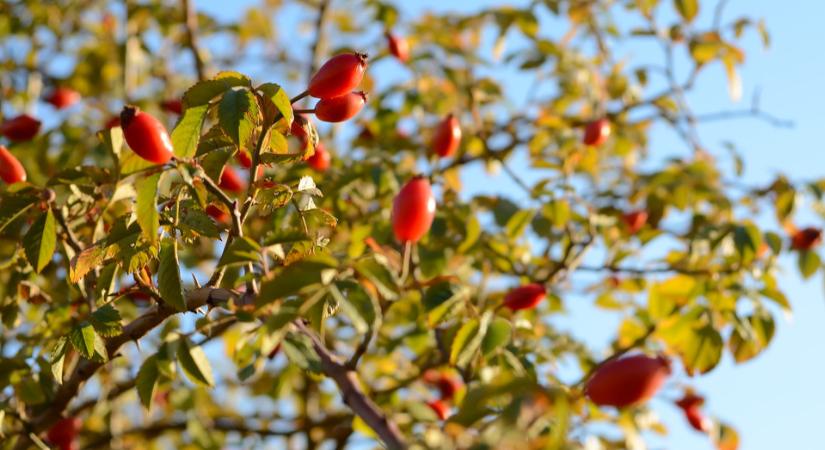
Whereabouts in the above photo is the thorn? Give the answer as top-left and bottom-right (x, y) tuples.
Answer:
(191, 273), (201, 288)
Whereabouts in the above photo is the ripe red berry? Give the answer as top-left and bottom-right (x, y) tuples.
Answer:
(308, 53), (368, 99)
(1, 114), (42, 142)
(206, 203), (230, 223)
(583, 118), (611, 147)
(392, 176), (436, 243)
(432, 113), (462, 157)
(503, 283), (546, 311)
(120, 106), (173, 164)
(424, 371), (462, 400)
(621, 210), (648, 234)
(675, 393), (711, 432)
(161, 98), (183, 115)
(386, 32), (410, 62)
(46, 87), (81, 110)
(0, 145), (27, 184)
(314, 91), (367, 123)
(46, 417), (81, 449)
(236, 150), (253, 169)
(791, 227), (822, 251)
(585, 354), (671, 408)
(427, 399), (450, 421)
(306, 143), (331, 172)
(219, 166), (245, 193)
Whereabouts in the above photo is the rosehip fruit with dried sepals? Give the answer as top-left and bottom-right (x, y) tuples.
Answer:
(676, 393), (712, 433)
(236, 150), (253, 169)
(305, 143), (331, 172)
(206, 203), (230, 224)
(621, 210), (648, 235)
(392, 176), (436, 243)
(432, 113), (462, 158)
(386, 32), (410, 62)
(0, 145), (27, 184)
(46, 417), (82, 450)
(503, 283), (546, 311)
(161, 98), (183, 115)
(583, 118), (611, 147)
(791, 227), (822, 251)
(0, 114), (42, 142)
(308, 52), (368, 99)
(427, 399), (450, 421)
(219, 166), (246, 193)
(46, 87), (81, 110)
(585, 354), (671, 408)
(314, 91), (368, 123)
(120, 106), (174, 164)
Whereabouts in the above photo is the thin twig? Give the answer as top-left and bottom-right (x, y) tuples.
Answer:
(181, 0), (207, 81)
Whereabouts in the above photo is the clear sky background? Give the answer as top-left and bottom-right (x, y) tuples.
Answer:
(193, 1), (825, 449)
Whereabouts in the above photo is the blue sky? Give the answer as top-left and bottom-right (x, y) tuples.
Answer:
(193, 1), (825, 448)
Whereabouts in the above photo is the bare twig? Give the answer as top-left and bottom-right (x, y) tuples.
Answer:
(181, 0), (207, 81)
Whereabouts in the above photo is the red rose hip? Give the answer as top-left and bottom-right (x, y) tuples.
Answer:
(621, 210), (648, 234)
(0, 145), (27, 184)
(46, 416), (81, 449)
(306, 143), (331, 172)
(46, 87), (81, 110)
(219, 166), (245, 193)
(427, 399), (450, 421)
(315, 91), (367, 123)
(1, 114), (42, 142)
(236, 150), (253, 169)
(392, 176), (436, 243)
(386, 32), (410, 62)
(791, 227), (822, 251)
(676, 393), (711, 432)
(308, 52), (368, 99)
(120, 106), (173, 164)
(503, 283), (546, 311)
(161, 98), (183, 115)
(585, 354), (671, 408)
(432, 113), (461, 157)
(583, 118), (611, 147)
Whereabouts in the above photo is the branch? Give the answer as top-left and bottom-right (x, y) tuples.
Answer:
(12, 288), (238, 450)
(294, 321), (408, 450)
(307, 0), (331, 82)
(181, 0), (207, 81)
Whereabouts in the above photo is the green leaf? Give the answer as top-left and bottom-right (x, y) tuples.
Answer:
(90, 304), (123, 337)
(733, 224), (761, 262)
(354, 256), (400, 300)
(257, 82), (294, 127)
(282, 332), (322, 374)
(136, 173), (161, 244)
(504, 209), (534, 239)
(158, 239), (187, 311)
(177, 338), (214, 387)
(257, 256), (338, 308)
(50, 337), (69, 384)
(760, 287), (791, 313)
(180, 207), (221, 238)
(182, 71), (252, 107)
(70, 244), (107, 283)
(23, 209), (56, 273)
(172, 104), (209, 158)
(450, 312), (492, 368)
(798, 251), (821, 279)
(0, 191), (38, 233)
(481, 317), (512, 356)
(217, 236), (261, 267)
(680, 324), (723, 375)
(673, 0), (698, 22)
(136, 355), (160, 409)
(218, 87), (260, 148)
(330, 281), (379, 334)
(69, 323), (97, 359)
(423, 282), (469, 326)
(729, 312), (775, 363)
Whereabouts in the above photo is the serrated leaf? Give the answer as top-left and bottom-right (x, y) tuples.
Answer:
(91, 304), (123, 337)
(0, 192), (38, 233)
(50, 337), (69, 384)
(177, 338), (214, 387)
(70, 244), (107, 283)
(180, 208), (221, 238)
(674, 0), (698, 22)
(424, 282), (469, 326)
(69, 323), (97, 359)
(217, 236), (261, 267)
(257, 82), (294, 127)
(219, 87), (260, 148)
(257, 256), (338, 307)
(23, 209), (56, 273)
(182, 71), (251, 107)
(330, 282), (379, 334)
(282, 332), (322, 374)
(450, 312), (492, 368)
(158, 239), (187, 311)
(172, 104), (209, 158)
(136, 173), (161, 244)
(136, 355), (160, 409)
(354, 257), (399, 300)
